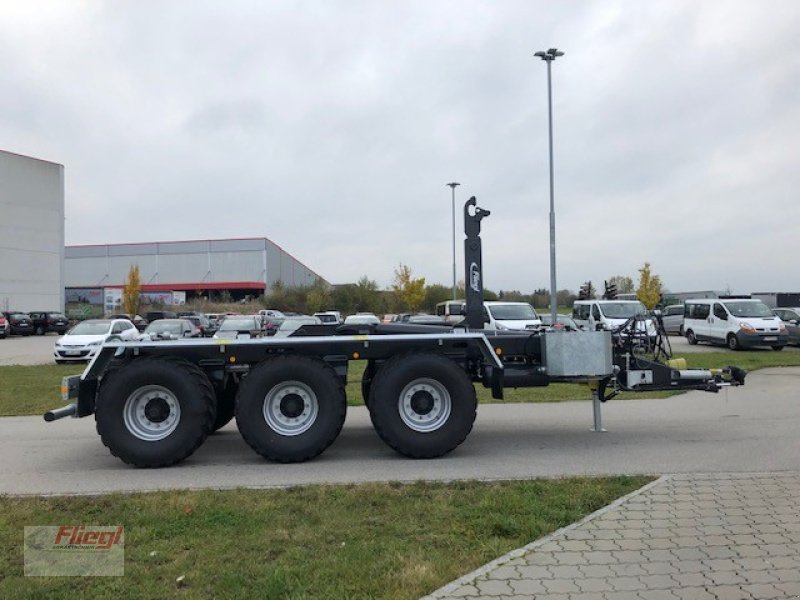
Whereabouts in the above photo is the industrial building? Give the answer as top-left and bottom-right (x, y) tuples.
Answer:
(0, 150), (65, 312)
(64, 237), (326, 315)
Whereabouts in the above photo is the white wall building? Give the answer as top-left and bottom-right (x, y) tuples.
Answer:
(0, 150), (65, 312)
(65, 237), (326, 299)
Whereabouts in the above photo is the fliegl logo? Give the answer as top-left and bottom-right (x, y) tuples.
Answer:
(54, 526), (124, 550)
(469, 262), (481, 293)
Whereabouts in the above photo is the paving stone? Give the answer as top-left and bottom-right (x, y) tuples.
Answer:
(548, 565), (583, 579)
(712, 585), (754, 600)
(475, 579), (513, 596)
(671, 587), (717, 600)
(637, 590), (680, 600)
(697, 545), (736, 560)
(670, 572), (712, 588)
(707, 570), (746, 585)
(774, 580), (800, 596)
(515, 565), (553, 579)
(670, 548), (706, 562)
(606, 576), (644, 591)
(641, 561), (678, 575)
(446, 584), (480, 597)
(611, 563), (649, 577)
(574, 577), (613, 592)
(639, 574), (680, 589)
(507, 578), (547, 595)
(486, 566), (519, 580)
(739, 583), (783, 598)
(541, 578), (580, 594)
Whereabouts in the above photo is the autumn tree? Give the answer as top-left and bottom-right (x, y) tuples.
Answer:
(392, 264), (426, 312)
(636, 262), (663, 309)
(123, 264), (141, 316)
(305, 279), (333, 313)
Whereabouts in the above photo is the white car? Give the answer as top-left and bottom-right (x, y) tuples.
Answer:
(482, 301), (541, 330)
(572, 300), (656, 338)
(343, 313), (380, 326)
(274, 315), (322, 337)
(54, 319), (139, 363)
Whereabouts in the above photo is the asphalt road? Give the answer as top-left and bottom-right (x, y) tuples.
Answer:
(2, 368), (797, 496)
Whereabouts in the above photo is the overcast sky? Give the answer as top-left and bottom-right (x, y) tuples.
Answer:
(1, 1), (798, 294)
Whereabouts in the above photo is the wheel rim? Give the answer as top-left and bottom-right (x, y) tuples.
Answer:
(123, 385), (181, 441)
(263, 380), (318, 436)
(398, 378), (451, 433)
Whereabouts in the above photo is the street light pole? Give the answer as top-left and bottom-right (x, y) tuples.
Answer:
(534, 48), (564, 328)
(446, 182), (460, 300)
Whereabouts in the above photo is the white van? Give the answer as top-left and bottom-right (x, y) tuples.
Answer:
(481, 301), (541, 330)
(572, 300), (656, 337)
(435, 300), (467, 325)
(683, 298), (788, 350)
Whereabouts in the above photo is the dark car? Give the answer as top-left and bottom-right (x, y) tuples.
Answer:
(213, 315), (264, 340)
(0, 313), (7, 339)
(28, 311), (70, 335)
(181, 314), (210, 336)
(142, 319), (200, 340)
(145, 310), (178, 322)
(2, 311), (34, 336)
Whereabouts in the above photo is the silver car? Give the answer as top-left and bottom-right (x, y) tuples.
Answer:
(773, 307), (800, 346)
(661, 304), (684, 335)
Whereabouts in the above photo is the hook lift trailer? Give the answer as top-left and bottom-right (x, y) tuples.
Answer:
(45, 198), (746, 468)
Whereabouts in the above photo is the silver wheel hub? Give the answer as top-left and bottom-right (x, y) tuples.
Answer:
(398, 378), (451, 433)
(123, 385), (181, 442)
(263, 380), (318, 436)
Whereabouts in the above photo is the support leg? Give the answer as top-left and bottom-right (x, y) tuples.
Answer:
(591, 389), (606, 432)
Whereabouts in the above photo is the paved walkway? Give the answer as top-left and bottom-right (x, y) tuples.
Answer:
(426, 473), (800, 600)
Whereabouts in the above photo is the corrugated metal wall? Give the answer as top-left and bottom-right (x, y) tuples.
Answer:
(65, 238), (325, 290)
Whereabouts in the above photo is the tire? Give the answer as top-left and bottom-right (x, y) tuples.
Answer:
(95, 357), (215, 468)
(679, 325), (684, 336)
(727, 334), (740, 351)
(235, 355), (346, 463)
(368, 352), (477, 459)
(361, 361), (377, 407)
(686, 330), (697, 345)
(772, 345), (784, 352)
(211, 377), (237, 432)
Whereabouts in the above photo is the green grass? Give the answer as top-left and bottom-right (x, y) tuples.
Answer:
(0, 477), (651, 599)
(2, 350), (799, 417)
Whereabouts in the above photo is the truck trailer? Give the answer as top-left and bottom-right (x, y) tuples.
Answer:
(45, 198), (746, 468)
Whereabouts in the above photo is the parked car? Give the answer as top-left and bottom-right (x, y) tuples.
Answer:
(572, 300), (656, 339)
(141, 319), (200, 340)
(108, 313), (148, 332)
(262, 315), (285, 336)
(27, 311), (70, 335)
(274, 315), (323, 337)
(53, 318), (139, 363)
(407, 314), (448, 326)
(435, 300), (467, 324)
(481, 301), (542, 331)
(660, 304), (685, 335)
(772, 307), (800, 346)
(312, 311), (342, 325)
(344, 313), (381, 326)
(683, 298), (788, 351)
(181, 314), (210, 336)
(145, 310), (178, 322)
(0, 314), (8, 338)
(538, 314), (581, 331)
(2, 311), (34, 336)
(204, 313), (224, 335)
(213, 315), (264, 340)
